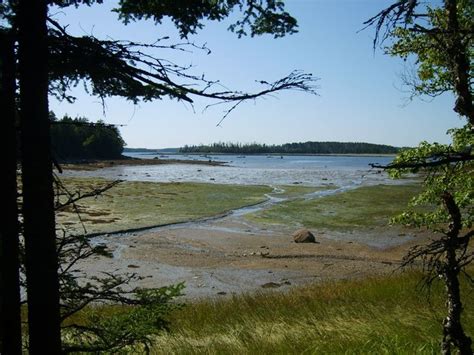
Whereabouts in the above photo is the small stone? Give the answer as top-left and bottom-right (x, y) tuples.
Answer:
(292, 228), (317, 243)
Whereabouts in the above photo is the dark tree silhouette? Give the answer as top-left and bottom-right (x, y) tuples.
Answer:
(17, 0), (62, 353)
(51, 116), (125, 160)
(0, 31), (22, 355)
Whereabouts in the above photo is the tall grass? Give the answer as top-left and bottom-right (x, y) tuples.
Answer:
(153, 271), (473, 354)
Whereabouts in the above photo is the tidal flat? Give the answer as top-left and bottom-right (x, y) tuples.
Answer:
(59, 176), (430, 300)
(59, 173), (474, 353)
(57, 177), (273, 234)
(245, 183), (421, 231)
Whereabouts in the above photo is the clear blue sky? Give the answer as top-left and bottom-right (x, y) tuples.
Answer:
(49, 0), (462, 149)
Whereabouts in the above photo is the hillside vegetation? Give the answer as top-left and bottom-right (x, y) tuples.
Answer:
(50, 114), (125, 160)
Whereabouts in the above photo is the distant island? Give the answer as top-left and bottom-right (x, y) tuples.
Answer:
(124, 147), (179, 154)
(179, 141), (400, 155)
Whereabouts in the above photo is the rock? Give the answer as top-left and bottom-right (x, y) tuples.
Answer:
(217, 291), (227, 295)
(292, 228), (317, 243)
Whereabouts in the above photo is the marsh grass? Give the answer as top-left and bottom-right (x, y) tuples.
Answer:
(57, 178), (273, 234)
(153, 271), (473, 354)
(246, 184), (421, 231)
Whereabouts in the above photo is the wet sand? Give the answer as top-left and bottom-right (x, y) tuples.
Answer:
(80, 213), (429, 300)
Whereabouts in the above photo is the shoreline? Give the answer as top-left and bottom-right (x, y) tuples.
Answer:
(61, 157), (226, 171)
(127, 152), (397, 158)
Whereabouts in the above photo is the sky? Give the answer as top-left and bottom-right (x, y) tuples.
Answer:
(49, 0), (463, 149)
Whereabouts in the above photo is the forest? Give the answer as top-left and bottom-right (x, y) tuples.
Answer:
(179, 141), (400, 155)
(50, 114), (125, 160)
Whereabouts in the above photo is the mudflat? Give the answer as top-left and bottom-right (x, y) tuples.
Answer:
(62, 176), (429, 299)
(78, 206), (430, 300)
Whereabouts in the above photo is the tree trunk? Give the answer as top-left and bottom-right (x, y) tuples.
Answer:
(0, 32), (23, 355)
(18, 0), (62, 353)
(441, 251), (472, 355)
(445, 0), (474, 125)
(441, 192), (472, 354)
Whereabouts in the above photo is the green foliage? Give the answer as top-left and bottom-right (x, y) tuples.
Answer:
(114, 0), (297, 39)
(180, 141), (400, 154)
(388, 125), (474, 231)
(51, 114), (125, 159)
(387, 0), (473, 98)
(62, 284), (184, 353)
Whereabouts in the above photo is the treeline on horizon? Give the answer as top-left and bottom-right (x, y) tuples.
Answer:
(179, 141), (400, 155)
(50, 113), (125, 160)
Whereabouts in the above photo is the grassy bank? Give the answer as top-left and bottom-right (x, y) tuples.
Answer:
(57, 178), (273, 234)
(246, 184), (421, 231)
(154, 271), (473, 354)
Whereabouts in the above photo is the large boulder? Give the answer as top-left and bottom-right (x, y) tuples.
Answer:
(292, 228), (317, 243)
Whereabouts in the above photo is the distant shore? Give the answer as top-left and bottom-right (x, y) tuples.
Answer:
(62, 157), (225, 171)
(183, 152), (397, 157)
(126, 151), (397, 157)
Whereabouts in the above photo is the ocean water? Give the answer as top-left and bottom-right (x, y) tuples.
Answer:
(65, 154), (399, 188)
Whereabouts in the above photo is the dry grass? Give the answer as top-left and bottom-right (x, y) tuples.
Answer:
(152, 271), (473, 354)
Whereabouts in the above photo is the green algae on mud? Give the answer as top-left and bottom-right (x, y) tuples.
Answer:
(270, 184), (336, 199)
(57, 177), (273, 234)
(245, 183), (421, 231)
